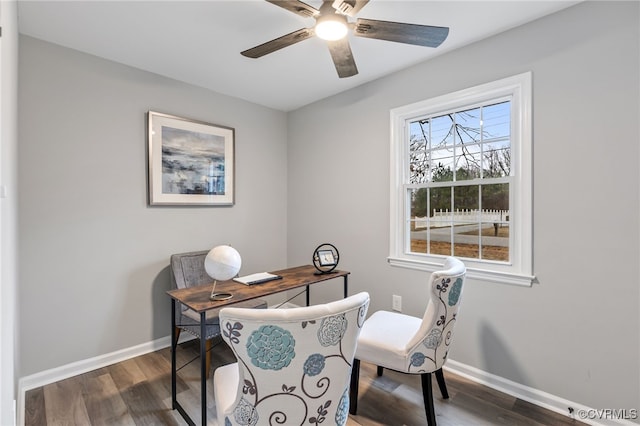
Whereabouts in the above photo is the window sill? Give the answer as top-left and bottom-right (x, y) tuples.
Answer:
(387, 256), (536, 287)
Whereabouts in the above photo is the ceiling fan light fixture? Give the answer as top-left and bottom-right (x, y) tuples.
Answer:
(315, 14), (348, 41)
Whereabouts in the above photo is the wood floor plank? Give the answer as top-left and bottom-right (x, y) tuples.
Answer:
(134, 350), (171, 382)
(443, 369), (519, 412)
(512, 398), (581, 426)
(107, 357), (147, 390)
(24, 387), (46, 426)
(82, 373), (135, 426)
(119, 381), (182, 426)
(42, 376), (91, 426)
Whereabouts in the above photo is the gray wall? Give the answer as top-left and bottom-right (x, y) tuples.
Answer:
(18, 36), (288, 376)
(287, 1), (639, 413)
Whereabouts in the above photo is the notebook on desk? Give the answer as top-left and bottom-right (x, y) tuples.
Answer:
(233, 272), (283, 285)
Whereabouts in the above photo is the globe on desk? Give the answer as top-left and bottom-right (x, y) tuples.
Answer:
(204, 245), (241, 301)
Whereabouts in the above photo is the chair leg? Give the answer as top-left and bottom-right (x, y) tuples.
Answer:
(349, 359), (360, 415)
(434, 368), (449, 399)
(377, 366), (384, 377)
(421, 372), (437, 426)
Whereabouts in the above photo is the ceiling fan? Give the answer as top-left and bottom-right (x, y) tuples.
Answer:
(241, 0), (449, 78)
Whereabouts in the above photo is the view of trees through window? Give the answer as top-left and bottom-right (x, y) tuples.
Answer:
(406, 100), (511, 261)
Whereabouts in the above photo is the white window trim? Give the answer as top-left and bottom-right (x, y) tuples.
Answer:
(388, 72), (534, 287)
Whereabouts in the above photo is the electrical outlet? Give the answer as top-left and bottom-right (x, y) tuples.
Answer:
(392, 295), (402, 312)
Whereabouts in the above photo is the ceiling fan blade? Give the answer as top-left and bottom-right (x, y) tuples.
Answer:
(331, 0), (369, 17)
(327, 38), (358, 78)
(241, 28), (314, 58)
(266, 0), (320, 18)
(354, 18), (449, 48)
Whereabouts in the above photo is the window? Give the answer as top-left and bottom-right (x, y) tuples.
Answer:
(389, 73), (534, 286)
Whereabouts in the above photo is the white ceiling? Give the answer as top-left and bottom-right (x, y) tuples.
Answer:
(17, 0), (580, 111)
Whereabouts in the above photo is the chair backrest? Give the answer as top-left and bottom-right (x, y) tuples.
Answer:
(170, 250), (212, 315)
(405, 257), (466, 372)
(170, 250), (212, 290)
(218, 292), (370, 426)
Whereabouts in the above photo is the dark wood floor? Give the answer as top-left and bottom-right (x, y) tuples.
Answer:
(25, 338), (586, 425)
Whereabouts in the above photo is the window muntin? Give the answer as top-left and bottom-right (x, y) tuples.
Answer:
(390, 73), (533, 286)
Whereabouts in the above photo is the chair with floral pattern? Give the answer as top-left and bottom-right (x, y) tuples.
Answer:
(349, 257), (466, 426)
(213, 292), (370, 426)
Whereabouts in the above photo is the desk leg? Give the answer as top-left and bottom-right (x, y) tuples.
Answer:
(171, 299), (177, 409)
(306, 284), (310, 306)
(344, 275), (348, 299)
(200, 312), (207, 425)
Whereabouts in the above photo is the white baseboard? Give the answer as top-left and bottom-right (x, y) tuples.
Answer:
(444, 359), (638, 426)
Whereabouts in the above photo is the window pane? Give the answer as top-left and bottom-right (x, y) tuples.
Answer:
(483, 101), (510, 140)
(408, 188), (428, 254)
(430, 148), (454, 182)
(455, 107), (481, 144)
(431, 114), (453, 149)
(409, 188), (429, 219)
(482, 101), (511, 179)
(453, 185), (479, 213)
(456, 143), (482, 180)
(482, 224), (509, 261)
(454, 229), (480, 259)
(483, 142), (511, 178)
(429, 187), (452, 256)
(430, 186), (451, 217)
(481, 184), (509, 261)
(430, 231), (452, 256)
(481, 183), (509, 211)
(409, 120), (429, 183)
(452, 185), (480, 259)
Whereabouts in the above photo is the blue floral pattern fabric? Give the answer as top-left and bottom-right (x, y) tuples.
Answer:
(317, 314), (348, 346)
(335, 388), (350, 424)
(423, 328), (443, 349)
(233, 397), (258, 426)
(448, 277), (463, 306)
(246, 325), (295, 370)
(406, 270), (465, 373)
(220, 299), (369, 426)
(304, 353), (326, 376)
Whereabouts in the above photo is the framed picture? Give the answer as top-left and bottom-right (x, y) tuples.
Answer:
(147, 111), (234, 206)
(317, 250), (337, 266)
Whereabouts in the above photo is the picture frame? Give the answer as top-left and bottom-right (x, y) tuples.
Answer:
(147, 111), (234, 206)
(317, 250), (337, 266)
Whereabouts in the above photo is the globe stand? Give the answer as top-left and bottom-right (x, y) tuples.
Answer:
(209, 280), (233, 301)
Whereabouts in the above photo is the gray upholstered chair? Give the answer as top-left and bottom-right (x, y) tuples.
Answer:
(170, 250), (267, 375)
(349, 257), (466, 426)
(213, 292), (370, 426)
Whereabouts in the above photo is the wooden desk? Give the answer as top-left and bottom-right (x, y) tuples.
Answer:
(167, 265), (350, 426)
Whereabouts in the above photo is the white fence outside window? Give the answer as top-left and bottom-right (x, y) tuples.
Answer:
(414, 209), (510, 228)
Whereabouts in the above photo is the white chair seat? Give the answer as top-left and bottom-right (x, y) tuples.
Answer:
(356, 310), (421, 372)
(213, 362), (238, 420)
